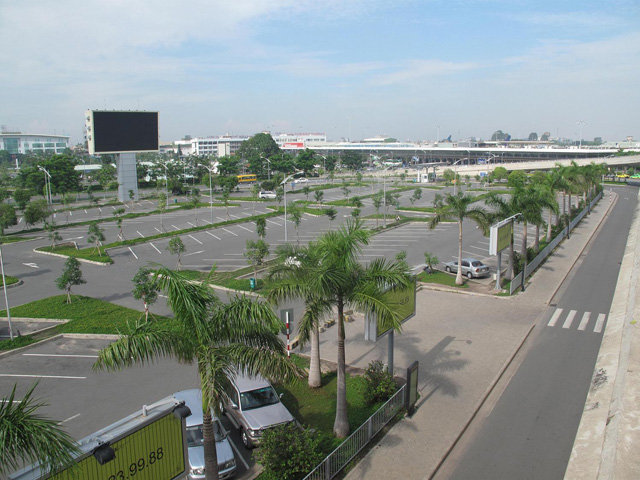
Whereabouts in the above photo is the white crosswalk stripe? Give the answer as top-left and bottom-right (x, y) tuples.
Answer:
(546, 308), (606, 333)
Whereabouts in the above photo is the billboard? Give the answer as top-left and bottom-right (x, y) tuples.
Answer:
(376, 276), (417, 339)
(11, 402), (187, 480)
(86, 110), (159, 154)
(489, 220), (512, 256)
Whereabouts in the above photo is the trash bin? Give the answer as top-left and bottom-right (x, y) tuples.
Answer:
(249, 278), (256, 291)
(174, 198), (178, 204)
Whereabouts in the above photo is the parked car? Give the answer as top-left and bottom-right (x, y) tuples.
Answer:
(294, 177), (308, 183)
(443, 258), (490, 279)
(173, 389), (237, 480)
(222, 373), (296, 449)
(258, 191), (276, 199)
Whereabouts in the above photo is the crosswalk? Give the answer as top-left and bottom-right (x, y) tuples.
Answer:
(546, 308), (606, 333)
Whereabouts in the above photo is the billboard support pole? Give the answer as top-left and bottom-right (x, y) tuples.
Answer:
(387, 330), (394, 375)
(117, 152), (139, 203)
(495, 250), (502, 290)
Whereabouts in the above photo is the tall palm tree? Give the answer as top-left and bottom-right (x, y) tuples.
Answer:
(272, 219), (411, 437)
(431, 192), (490, 285)
(268, 243), (331, 388)
(520, 184), (558, 255)
(93, 267), (299, 480)
(1, 382), (80, 477)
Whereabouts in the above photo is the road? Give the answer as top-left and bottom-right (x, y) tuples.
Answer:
(441, 186), (636, 480)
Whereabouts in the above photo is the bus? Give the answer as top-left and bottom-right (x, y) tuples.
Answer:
(237, 174), (257, 183)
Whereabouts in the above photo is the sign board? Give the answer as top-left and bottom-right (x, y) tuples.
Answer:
(372, 277), (417, 339)
(489, 220), (512, 256)
(11, 402), (187, 480)
(479, 171), (488, 177)
(86, 110), (159, 155)
(477, 158), (487, 165)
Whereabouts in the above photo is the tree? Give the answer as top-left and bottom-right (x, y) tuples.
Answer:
(157, 192), (167, 232)
(113, 208), (126, 240)
(45, 221), (62, 248)
(251, 184), (261, 215)
(94, 268), (299, 480)
(221, 189), (231, 221)
(132, 267), (160, 321)
(372, 193), (383, 227)
(128, 189), (135, 211)
(314, 190), (324, 207)
(236, 133), (281, 177)
(491, 166), (509, 182)
(95, 164), (116, 197)
(216, 156), (240, 176)
(325, 207), (337, 229)
(56, 257), (86, 303)
(341, 186), (351, 199)
(430, 192), (490, 285)
(245, 239), (270, 282)
(410, 187), (422, 205)
(190, 188), (201, 226)
(423, 251), (439, 273)
(0, 204), (17, 235)
(62, 194), (75, 223)
(271, 219), (411, 437)
(275, 187), (284, 206)
(87, 222), (105, 257)
(302, 185), (311, 201)
(507, 170), (528, 189)
(0, 382), (80, 477)
(295, 149), (317, 176)
(256, 217), (267, 239)
(24, 199), (49, 227)
(288, 205), (304, 244)
(18, 154), (81, 195)
(340, 151), (365, 171)
(13, 188), (32, 210)
(167, 236), (186, 270)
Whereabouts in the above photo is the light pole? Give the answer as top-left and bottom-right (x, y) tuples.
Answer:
(203, 163), (215, 224)
(436, 125), (440, 144)
(260, 155), (271, 181)
(0, 242), (13, 340)
(37, 165), (52, 205)
(158, 162), (169, 207)
(281, 175), (294, 242)
(577, 121), (586, 149)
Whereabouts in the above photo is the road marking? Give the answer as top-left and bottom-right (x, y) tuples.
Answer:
(222, 228), (238, 236)
(184, 250), (205, 257)
(237, 225), (253, 233)
(171, 224), (180, 230)
(594, 313), (606, 333)
(154, 227), (163, 233)
(187, 222), (196, 227)
(0, 374), (86, 379)
(58, 413), (81, 425)
(23, 263), (39, 269)
(562, 310), (577, 329)
(136, 231), (145, 238)
(128, 247), (138, 259)
(201, 219), (211, 224)
(111, 206), (117, 210)
(578, 312), (591, 331)
(98, 207), (102, 212)
(84, 210), (88, 214)
(206, 232), (221, 240)
(23, 353), (99, 358)
(548, 308), (563, 327)
(188, 235), (203, 245)
(267, 219), (282, 226)
(150, 243), (161, 254)
(216, 217), (226, 222)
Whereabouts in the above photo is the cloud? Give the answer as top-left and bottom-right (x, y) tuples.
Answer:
(371, 59), (480, 85)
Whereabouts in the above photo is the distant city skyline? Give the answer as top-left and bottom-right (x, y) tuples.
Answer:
(1, 1), (638, 145)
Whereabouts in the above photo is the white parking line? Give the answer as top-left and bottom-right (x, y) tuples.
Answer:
(206, 232), (221, 240)
(171, 225), (180, 230)
(238, 225), (253, 233)
(187, 222), (196, 227)
(188, 235), (203, 245)
(137, 231), (145, 238)
(267, 219), (282, 226)
(58, 413), (82, 425)
(0, 374), (86, 379)
(128, 247), (138, 259)
(184, 250), (205, 257)
(216, 217), (226, 222)
(23, 353), (98, 358)
(222, 228), (238, 236)
(150, 243), (161, 254)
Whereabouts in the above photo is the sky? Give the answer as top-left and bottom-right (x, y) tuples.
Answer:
(1, 0), (639, 145)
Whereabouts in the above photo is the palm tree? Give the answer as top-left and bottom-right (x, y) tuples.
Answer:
(520, 184), (558, 255)
(527, 183), (559, 251)
(299, 219), (411, 437)
(431, 192), (490, 285)
(93, 267), (299, 480)
(484, 191), (518, 281)
(1, 382), (80, 477)
(268, 243), (331, 388)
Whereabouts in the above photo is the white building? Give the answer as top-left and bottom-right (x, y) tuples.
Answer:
(273, 132), (326, 150)
(0, 131), (71, 155)
(172, 135), (251, 158)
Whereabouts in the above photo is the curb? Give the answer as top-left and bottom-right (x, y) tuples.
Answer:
(33, 248), (112, 266)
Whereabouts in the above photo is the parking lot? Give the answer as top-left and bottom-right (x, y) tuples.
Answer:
(0, 335), (258, 477)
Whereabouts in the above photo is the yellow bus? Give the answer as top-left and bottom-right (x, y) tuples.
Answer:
(237, 174), (257, 183)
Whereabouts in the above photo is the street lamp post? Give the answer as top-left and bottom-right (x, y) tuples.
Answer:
(260, 155), (271, 181)
(577, 121), (586, 149)
(280, 175), (294, 242)
(37, 165), (52, 205)
(158, 162), (169, 207)
(0, 242), (13, 340)
(203, 164), (215, 224)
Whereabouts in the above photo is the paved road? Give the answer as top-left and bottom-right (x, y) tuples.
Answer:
(443, 187), (636, 480)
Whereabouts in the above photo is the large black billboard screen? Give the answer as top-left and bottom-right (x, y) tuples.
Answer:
(88, 110), (159, 154)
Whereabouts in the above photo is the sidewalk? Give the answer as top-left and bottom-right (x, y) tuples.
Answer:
(565, 188), (640, 479)
(302, 194), (616, 480)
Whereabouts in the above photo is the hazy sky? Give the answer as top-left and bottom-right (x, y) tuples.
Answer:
(1, 0), (638, 145)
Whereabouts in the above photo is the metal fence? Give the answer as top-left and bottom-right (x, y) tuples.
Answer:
(509, 192), (602, 294)
(302, 384), (406, 480)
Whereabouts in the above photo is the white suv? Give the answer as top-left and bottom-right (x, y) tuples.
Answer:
(222, 373), (296, 449)
(258, 191), (276, 199)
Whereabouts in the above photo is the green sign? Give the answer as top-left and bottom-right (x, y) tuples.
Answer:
(376, 277), (417, 339)
(497, 222), (511, 253)
(48, 412), (186, 480)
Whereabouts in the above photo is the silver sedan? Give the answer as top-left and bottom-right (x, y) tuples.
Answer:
(443, 258), (490, 279)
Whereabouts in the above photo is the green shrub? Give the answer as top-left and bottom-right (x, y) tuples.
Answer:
(256, 423), (323, 480)
(363, 360), (396, 405)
